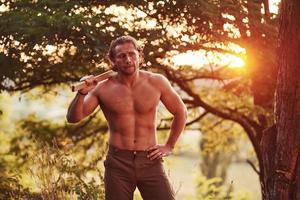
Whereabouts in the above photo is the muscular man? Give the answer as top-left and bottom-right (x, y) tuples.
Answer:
(67, 36), (187, 200)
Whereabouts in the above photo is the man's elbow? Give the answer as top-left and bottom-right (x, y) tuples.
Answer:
(182, 107), (188, 121)
(175, 106), (188, 121)
(66, 114), (82, 124)
(66, 118), (80, 124)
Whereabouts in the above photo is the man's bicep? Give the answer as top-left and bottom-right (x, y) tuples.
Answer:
(160, 80), (185, 115)
(82, 93), (100, 117)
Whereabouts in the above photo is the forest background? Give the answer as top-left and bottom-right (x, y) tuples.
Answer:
(0, 0), (283, 199)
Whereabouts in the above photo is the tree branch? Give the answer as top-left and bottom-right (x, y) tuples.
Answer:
(247, 159), (260, 175)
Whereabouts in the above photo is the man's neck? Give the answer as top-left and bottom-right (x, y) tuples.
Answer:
(116, 70), (140, 87)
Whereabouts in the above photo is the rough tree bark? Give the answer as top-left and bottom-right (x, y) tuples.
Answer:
(267, 0), (300, 199)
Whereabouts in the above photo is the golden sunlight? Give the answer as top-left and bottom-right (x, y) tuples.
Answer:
(269, 0), (281, 14)
(171, 0), (280, 69)
(172, 51), (208, 68)
(219, 54), (245, 68)
(0, 4), (9, 12)
(172, 50), (245, 69)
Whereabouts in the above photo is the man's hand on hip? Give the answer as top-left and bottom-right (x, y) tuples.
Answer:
(146, 144), (173, 160)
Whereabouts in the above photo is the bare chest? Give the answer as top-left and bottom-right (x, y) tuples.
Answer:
(99, 83), (160, 114)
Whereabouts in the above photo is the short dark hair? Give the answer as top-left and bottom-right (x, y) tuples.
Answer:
(107, 35), (144, 70)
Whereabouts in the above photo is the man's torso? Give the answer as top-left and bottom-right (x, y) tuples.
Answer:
(94, 71), (162, 150)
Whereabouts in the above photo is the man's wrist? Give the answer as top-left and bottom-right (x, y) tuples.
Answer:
(165, 143), (175, 150)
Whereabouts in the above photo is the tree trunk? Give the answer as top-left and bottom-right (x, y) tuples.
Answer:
(264, 0), (300, 199)
(246, 1), (278, 109)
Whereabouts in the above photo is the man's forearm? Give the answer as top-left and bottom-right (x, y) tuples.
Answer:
(165, 111), (187, 149)
(66, 93), (85, 123)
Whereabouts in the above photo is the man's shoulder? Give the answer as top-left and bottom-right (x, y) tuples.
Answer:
(98, 72), (119, 86)
(141, 70), (168, 83)
(140, 71), (170, 92)
(91, 75), (115, 95)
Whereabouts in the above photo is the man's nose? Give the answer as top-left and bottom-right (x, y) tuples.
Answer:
(125, 56), (131, 64)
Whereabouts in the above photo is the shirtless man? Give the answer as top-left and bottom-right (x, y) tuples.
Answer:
(67, 36), (187, 200)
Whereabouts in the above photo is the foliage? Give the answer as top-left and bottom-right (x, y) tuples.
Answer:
(0, 0), (126, 91)
(198, 112), (252, 181)
(199, 114), (248, 155)
(1, 0), (278, 102)
(28, 141), (105, 200)
(0, 89), (109, 199)
(0, 0), (281, 198)
(2, 87), (108, 169)
(186, 174), (251, 200)
(0, 169), (42, 199)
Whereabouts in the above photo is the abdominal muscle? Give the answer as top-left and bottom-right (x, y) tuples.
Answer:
(106, 114), (157, 151)
(109, 130), (156, 151)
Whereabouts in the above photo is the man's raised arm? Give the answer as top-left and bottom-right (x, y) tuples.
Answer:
(66, 75), (100, 123)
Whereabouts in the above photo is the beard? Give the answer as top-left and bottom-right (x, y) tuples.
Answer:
(122, 66), (136, 75)
(117, 63), (139, 76)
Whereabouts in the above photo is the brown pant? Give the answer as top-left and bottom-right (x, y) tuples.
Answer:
(104, 145), (175, 200)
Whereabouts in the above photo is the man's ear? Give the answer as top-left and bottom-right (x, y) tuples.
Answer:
(106, 54), (117, 71)
(139, 52), (145, 65)
(111, 63), (118, 72)
(108, 58), (118, 72)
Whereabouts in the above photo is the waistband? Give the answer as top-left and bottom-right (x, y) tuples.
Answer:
(108, 145), (149, 157)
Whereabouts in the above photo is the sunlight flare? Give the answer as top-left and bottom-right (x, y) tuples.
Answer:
(172, 50), (245, 69)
